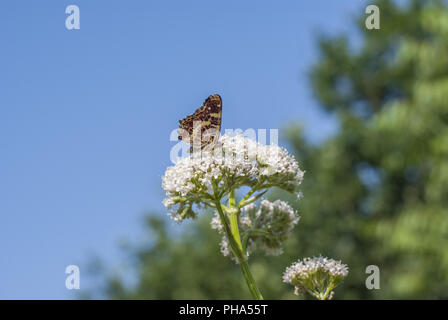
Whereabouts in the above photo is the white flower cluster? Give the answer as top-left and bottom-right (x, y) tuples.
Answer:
(211, 200), (300, 260)
(219, 135), (304, 190)
(283, 256), (349, 284)
(162, 134), (304, 222)
(283, 256), (348, 299)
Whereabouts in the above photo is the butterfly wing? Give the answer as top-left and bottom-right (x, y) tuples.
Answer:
(178, 94), (222, 151)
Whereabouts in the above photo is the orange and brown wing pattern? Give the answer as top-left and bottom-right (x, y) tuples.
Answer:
(178, 94), (222, 151)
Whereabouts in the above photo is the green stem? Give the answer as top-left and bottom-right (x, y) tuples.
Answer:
(229, 211), (243, 252)
(239, 257), (264, 300)
(228, 188), (237, 208)
(228, 190), (243, 251)
(213, 189), (263, 300)
(321, 281), (335, 300)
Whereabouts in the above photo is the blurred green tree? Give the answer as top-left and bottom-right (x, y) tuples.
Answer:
(98, 0), (448, 299)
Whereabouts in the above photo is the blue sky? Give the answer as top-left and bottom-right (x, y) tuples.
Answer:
(0, 0), (364, 299)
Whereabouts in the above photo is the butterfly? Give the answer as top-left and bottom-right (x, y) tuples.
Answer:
(178, 94), (222, 153)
